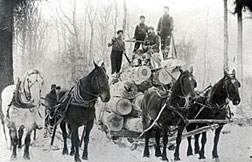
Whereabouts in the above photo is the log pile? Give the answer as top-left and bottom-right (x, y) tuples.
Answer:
(102, 59), (185, 135)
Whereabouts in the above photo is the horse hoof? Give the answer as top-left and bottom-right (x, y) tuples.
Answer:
(143, 150), (150, 158)
(62, 149), (69, 155)
(187, 151), (193, 157)
(75, 157), (81, 162)
(174, 157), (180, 161)
(82, 155), (88, 160)
(10, 155), (17, 161)
(18, 145), (22, 149)
(155, 150), (162, 157)
(162, 156), (169, 161)
(70, 151), (75, 156)
(199, 155), (206, 160)
(23, 154), (31, 160)
(213, 158), (220, 162)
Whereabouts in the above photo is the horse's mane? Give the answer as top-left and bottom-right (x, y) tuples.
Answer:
(11, 80), (36, 109)
(207, 77), (225, 104)
(168, 70), (188, 105)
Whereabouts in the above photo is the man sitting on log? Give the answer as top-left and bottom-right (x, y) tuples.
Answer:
(142, 26), (161, 69)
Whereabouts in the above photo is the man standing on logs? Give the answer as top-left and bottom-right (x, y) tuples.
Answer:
(133, 15), (148, 53)
(108, 30), (126, 77)
(157, 6), (174, 60)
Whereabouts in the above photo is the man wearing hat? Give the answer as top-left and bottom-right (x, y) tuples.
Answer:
(44, 84), (58, 137)
(143, 26), (160, 53)
(143, 26), (161, 68)
(108, 30), (126, 77)
(133, 15), (148, 53)
(157, 6), (174, 60)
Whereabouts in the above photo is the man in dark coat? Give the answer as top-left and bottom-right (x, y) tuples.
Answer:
(44, 84), (58, 136)
(133, 15), (148, 53)
(143, 26), (160, 53)
(142, 26), (161, 68)
(108, 30), (125, 77)
(157, 6), (174, 59)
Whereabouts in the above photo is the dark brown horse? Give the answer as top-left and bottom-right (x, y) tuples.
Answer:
(186, 70), (241, 161)
(59, 62), (110, 162)
(142, 68), (197, 161)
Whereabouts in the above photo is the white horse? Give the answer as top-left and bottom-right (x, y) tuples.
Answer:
(1, 69), (44, 160)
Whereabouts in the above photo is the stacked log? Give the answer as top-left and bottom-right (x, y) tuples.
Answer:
(103, 59), (184, 134)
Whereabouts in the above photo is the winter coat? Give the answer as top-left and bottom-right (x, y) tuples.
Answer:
(134, 23), (148, 41)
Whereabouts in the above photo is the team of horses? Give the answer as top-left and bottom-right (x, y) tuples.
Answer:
(1, 62), (240, 162)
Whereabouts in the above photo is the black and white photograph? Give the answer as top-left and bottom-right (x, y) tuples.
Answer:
(0, 0), (252, 162)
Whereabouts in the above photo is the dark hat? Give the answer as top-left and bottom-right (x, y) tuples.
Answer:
(117, 30), (124, 34)
(163, 6), (169, 9)
(51, 84), (56, 89)
(147, 26), (154, 30)
(140, 15), (145, 19)
(56, 86), (61, 90)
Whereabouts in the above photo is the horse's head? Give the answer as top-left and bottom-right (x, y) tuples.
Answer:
(178, 67), (197, 99)
(23, 69), (44, 104)
(223, 69), (241, 105)
(91, 62), (111, 103)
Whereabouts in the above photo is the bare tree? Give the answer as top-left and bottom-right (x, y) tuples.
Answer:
(223, 0), (229, 71)
(86, 0), (98, 63)
(122, 0), (127, 32)
(97, 1), (113, 64)
(113, 0), (118, 35)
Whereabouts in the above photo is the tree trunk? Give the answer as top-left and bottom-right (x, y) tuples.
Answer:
(122, 0), (127, 32)
(113, 0), (118, 35)
(237, 12), (243, 100)
(223, 0), (228, 71)
(0, 0), (14, 115)
(89, 26), (94, 64)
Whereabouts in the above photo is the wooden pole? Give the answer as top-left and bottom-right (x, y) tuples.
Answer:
(188, 119), (233, 124)
(169, 124), (219, 143)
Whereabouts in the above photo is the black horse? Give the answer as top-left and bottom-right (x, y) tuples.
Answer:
(141, 68), (197, 161)
(186, 70), (241, 161)
(59, 62), (110, 162)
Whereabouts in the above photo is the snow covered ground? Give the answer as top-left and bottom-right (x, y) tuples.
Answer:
(0, 123), (252, 162)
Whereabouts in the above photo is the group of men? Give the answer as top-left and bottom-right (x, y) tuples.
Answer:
(108, 6), (174, 76)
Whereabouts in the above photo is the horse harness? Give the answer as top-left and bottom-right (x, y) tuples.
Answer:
(52, 69), (108, 125)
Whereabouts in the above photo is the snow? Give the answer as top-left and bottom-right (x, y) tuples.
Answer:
(0, 123), (252, 162)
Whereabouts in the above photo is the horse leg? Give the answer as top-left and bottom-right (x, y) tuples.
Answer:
(68, 124), (75, 156)
(60, 121), (68, 155)
(154, 129), (162, 157)
(194, 133), (200, 154)
(72, 125), (81, 162)
(199, 131), (207, 159)
(18, 125), (24, 148)
(70, 133), (75, 156)
(161, 129), (169, 161)
(23, 133), (31, 159)
(174, 125), (184, 161)
(143, 119), (153, 158)
(82, 121), (94, 160)
(212, 126), (223, 160)
(33, 129), (36, 141)
(186, 125), (195, 156)
(9, 127), (18, 160)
